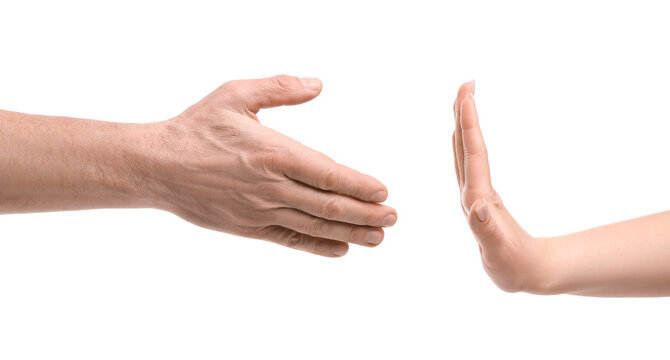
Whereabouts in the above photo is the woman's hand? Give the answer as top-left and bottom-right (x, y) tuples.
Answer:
(452, 81), (552, 293)
(143, 75), (397, 257)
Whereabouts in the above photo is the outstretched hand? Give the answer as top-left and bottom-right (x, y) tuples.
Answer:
(452, 81), (550, 293)
(146, 75), (397, 257)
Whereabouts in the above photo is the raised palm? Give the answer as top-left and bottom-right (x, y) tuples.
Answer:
(452, 82), (551, 293)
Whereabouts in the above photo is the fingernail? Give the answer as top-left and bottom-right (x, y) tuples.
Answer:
(382, 214), (397, 227)
(365, 230), (383, 245)
(332, 243), (348, 257)
(470, 79), (476, 95)
(370, 190), (387, 203)
(299, 77), (322, 91)
(475, 199), (489, 222)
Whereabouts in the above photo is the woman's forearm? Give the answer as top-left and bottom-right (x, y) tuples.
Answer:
(0, 110), (158, 214)
(543, 211), (670, 297)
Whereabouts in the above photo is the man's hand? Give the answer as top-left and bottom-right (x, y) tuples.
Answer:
(144, 75), (397, 257)
(452, 81), (549, 292)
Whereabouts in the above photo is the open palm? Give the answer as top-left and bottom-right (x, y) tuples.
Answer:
(452, 81), (552, 293)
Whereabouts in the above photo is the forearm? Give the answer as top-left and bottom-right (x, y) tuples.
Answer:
(541, 211), (670, 297)
(0, 110), (159, 214)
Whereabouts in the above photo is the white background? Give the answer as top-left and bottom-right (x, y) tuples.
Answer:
(1, 0), (669, 359)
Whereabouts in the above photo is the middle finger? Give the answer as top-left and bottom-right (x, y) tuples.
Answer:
(280, 181), (397, 227)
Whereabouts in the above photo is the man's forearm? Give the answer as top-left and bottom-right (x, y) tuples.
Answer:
(540, 211), (670, 297)
(0, 76), (397, 257)
(0, 110), (159, 213)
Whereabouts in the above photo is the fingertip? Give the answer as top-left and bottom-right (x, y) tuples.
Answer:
(363, 174), (388, 202)
(299, 77), (323, 93)
(364, 228), (384, 247)
(455, 81), (475, 122)
(370, 189), (388, 203)
(458, 80), (475, 97)
(382, 212), (398, 227)
(331, 242), (349, 257)
(459, 94), (477, 128)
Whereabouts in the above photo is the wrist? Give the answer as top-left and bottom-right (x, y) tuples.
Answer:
(104, 121), (172, 210)
(521, 237), (567, 295)
(121, 119), (192, 212)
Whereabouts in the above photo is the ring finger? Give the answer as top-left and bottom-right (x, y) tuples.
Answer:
(272, 207), (384, 247)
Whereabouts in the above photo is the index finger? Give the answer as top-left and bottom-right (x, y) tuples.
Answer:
(281, 148), (389, 203)
(460, 94), (492, 189)
(453, 80), (475, 188)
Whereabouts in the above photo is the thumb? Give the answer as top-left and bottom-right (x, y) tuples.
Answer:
(221, 74), (322, 114)
(467, 198), (503, 251)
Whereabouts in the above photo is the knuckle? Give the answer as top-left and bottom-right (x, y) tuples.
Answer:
(306, 218), (327, 236)
(464, 145), (488, 158)
(285, 232), (306, 250)
(318, 166), (341, 191)
(260, 225), (287, 242)
(322, 197), (344, 219)
(346, 227), (358, 243)
(491, 191), (503, 206)
(362, 212), (378, 226)
(271, 74), (301, 90)
(221, 80), (243, 97)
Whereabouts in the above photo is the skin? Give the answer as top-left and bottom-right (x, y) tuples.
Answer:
(452, 81), (670, 297)
(0, 75), (397, 257)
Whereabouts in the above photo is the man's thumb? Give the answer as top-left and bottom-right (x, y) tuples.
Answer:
(221, 75), (322, 114)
